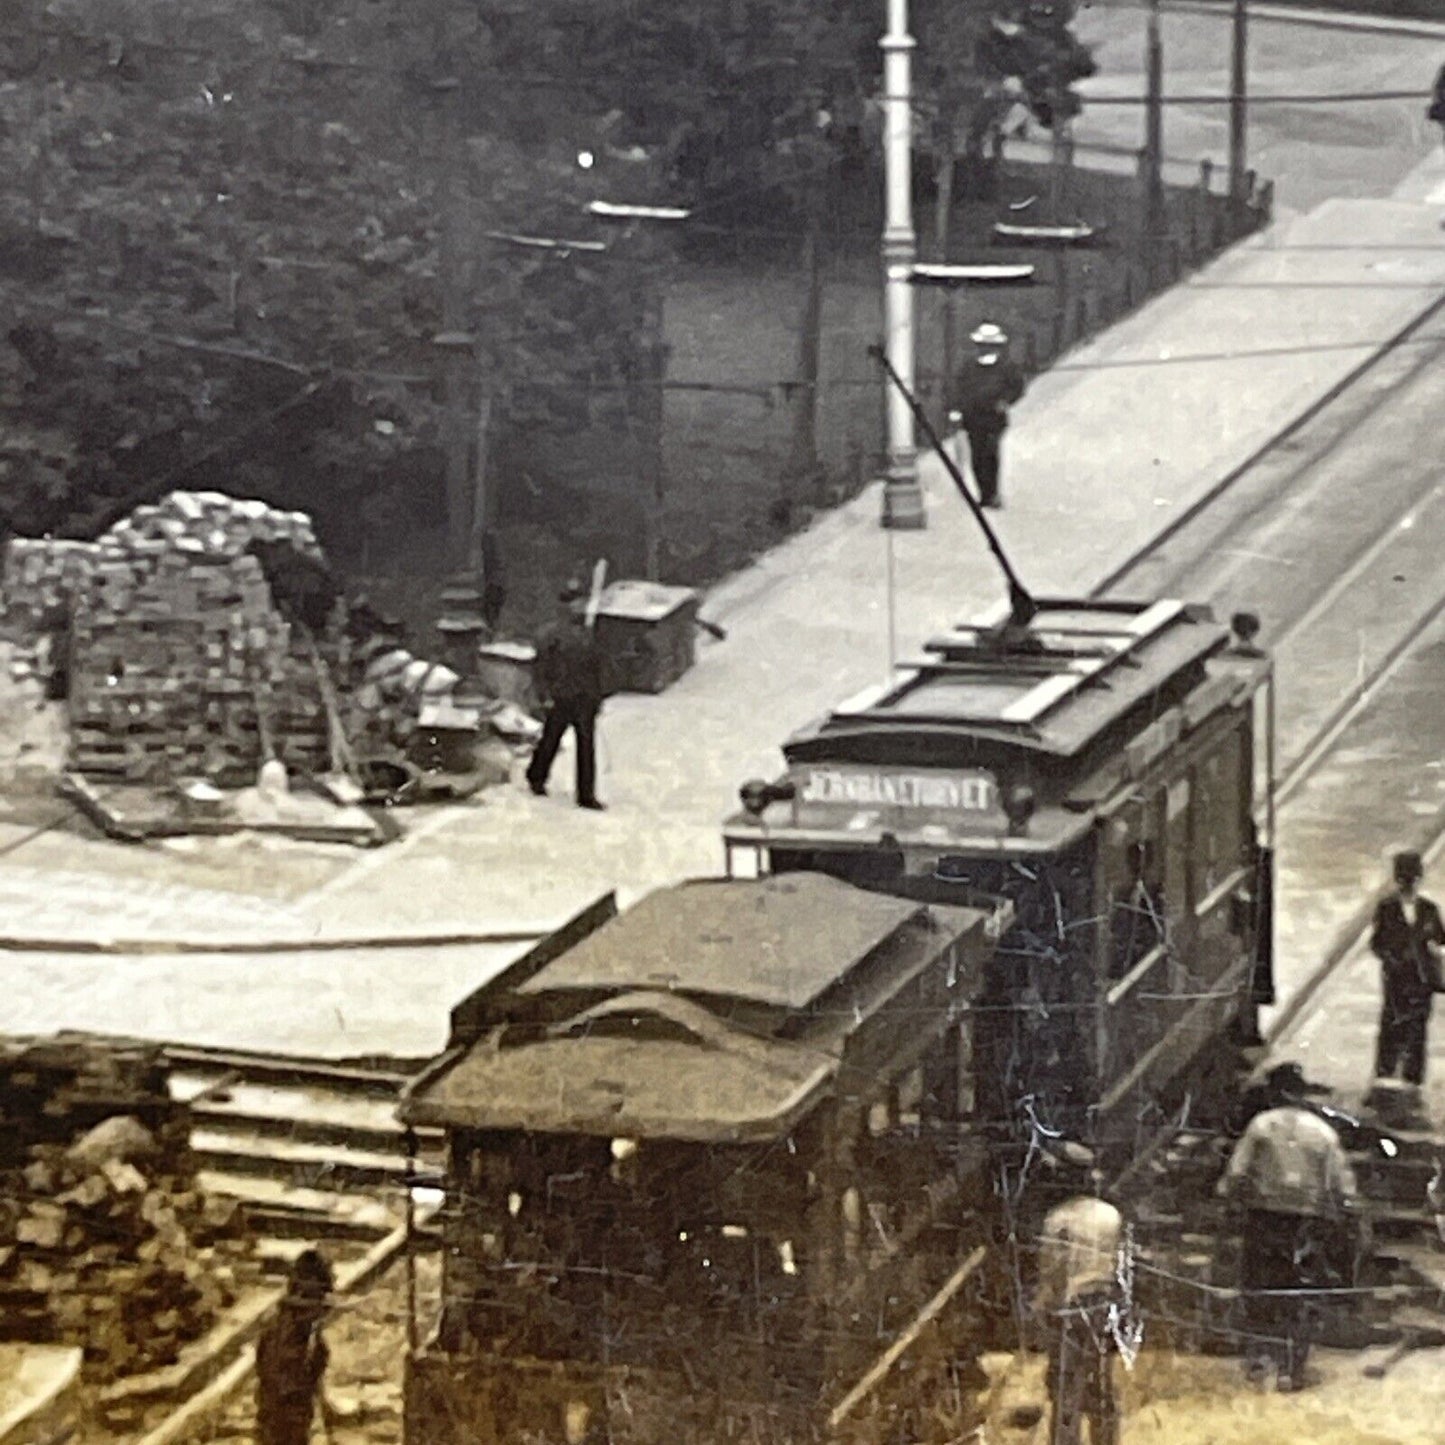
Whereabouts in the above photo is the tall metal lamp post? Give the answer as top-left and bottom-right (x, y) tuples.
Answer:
(880, 0), (924, 530)
(1228, 0), (1248, 207)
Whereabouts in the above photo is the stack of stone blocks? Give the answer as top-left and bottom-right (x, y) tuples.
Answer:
(3, 492), (345, 783)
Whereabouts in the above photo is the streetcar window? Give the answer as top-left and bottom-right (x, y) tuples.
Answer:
(897, 1066), (924, 1130)
(1191, 728), (1248, 901)
(1164, 777), (1191, 915)
(1109, 838), (1165, 981)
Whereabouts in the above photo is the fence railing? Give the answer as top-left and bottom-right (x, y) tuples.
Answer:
(1008, 152), (1273, 378)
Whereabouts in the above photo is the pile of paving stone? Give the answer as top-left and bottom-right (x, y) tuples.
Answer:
(1, 490), (529, 796)
(0, 1117), (253, 1383)
(51, 491), (341, 781)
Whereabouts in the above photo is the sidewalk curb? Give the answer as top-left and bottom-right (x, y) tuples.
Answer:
(0, 927), (548, 957)
(1091, 281), (1445, 599)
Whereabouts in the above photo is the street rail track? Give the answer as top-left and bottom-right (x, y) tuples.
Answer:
(1093, 288), (1445, 603)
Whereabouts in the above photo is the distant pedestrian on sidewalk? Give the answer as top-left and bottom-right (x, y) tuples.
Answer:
(948, 322), (1027, 509)
(1217, 1066), (1362, 1393)
(1036, 1144), (1128, 1445)
(526, 578), (608, 811)
(1431, 63), (1445, 228)
(1370, 850), (1445, 1097)
(256, 1249), (341, 1445)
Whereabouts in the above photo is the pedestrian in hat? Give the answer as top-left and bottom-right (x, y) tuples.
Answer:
(1035, 1144), (1127, 1445)
(525, 578), (608, 810)
(1217, 1065), (1362, 1392)
(948, 322), (1028, 509)
(1370, 849), (1445, 1096)
(255, 1249), (341, 1445)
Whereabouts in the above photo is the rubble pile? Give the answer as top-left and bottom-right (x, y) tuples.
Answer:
(0, 1121), (252, 1384)
(0, 489), (537, 805)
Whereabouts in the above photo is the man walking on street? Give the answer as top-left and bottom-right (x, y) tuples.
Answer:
(1036, 1145), (1127, 1445)
(1371, 850), (1445, 1100)
(1217, 1066), (1362, 1392)
(255, 1249), (341, 1445)
(949, 322), (1027, 509)
(1432, 63), (1445, 229)
(526, 578), (608, 811)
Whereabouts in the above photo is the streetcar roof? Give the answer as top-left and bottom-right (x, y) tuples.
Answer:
(399, 874), (1002, 1142)
(784, 597), (1235, 761)
(514, 873), (922, 1011)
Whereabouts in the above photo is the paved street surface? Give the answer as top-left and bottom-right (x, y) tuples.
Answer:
(3, 155), (1444, 1057)
(1068, 5), (1445, 212)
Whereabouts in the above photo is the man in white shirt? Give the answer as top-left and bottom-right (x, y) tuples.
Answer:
(1036, 1146), (1126, 1445)
(1217, 1066), (1362, 1391)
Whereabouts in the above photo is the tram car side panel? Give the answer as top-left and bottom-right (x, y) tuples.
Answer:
(1091, 693), (1261, 1147)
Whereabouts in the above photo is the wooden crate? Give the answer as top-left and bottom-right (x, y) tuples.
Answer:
(593, 581), (699, 694)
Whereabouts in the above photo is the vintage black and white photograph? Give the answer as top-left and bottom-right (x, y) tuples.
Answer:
(0, 0), (1443, 1440)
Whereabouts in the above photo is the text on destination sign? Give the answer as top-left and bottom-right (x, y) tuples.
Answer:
(798, 768), (998, 812)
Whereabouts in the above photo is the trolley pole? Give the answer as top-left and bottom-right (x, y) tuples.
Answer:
(1228, 0), (1248, 207)
(880, 0), (924, 530)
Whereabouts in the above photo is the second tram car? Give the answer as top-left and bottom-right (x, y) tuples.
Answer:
(723, 595), (1275, 1165)
(400, 876), (1009, 1443)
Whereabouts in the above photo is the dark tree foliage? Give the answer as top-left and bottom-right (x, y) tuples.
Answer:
(913, 0), (1097, 179)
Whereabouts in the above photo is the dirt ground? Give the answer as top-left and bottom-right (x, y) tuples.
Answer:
(982, 1345), (1445, 1445)
(182, 1249), (1445, 1445)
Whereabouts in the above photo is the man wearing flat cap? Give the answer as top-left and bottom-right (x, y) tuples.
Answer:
(948, 322), (1028, 509)
(1371, 849), (1445, 1095)
(526, 578), (608, 810)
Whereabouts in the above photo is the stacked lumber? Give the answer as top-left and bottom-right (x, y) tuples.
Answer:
(0, 1125), (252, 1383)
(0, 1037), (183, 1168)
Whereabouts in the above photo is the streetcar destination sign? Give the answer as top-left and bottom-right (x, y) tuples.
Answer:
(796, 766), (998, 813)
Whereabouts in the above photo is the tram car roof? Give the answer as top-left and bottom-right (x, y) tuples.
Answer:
(399, 873), (1004, 1145)
(726, 596), (1267, 856)
(785, 598), (1235, 761)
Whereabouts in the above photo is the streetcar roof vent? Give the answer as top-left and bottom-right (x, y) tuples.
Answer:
(788, 597), (1233, 759)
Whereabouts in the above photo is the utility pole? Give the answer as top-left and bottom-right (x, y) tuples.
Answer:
(1143, 0), (1166, 254)
(880, 0), (923, 530)
(1228, 0), (1248, 207)
(434, 73), (473, 574)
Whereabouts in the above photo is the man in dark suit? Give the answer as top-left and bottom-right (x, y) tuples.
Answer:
(949, 322), (1028, 509)
(1370, 850), (1445, 1091)
(525, 579), (608, 811)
